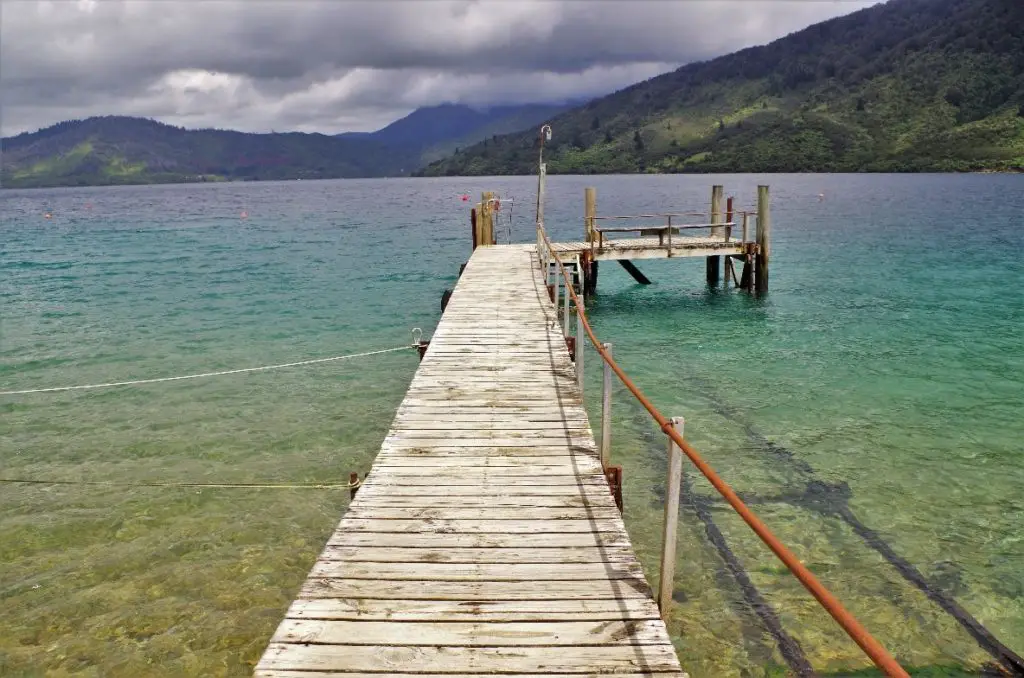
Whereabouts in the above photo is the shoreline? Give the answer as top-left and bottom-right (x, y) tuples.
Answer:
(3, 167), (1023, 191)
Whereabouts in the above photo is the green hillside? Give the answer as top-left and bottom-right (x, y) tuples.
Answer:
(1, 117), (416, 189)
(418, 0), (1024, 176)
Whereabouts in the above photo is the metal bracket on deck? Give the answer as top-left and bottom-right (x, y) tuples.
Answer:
(547, 284), (555, 303)
(565, 336), (576, 362)
(416, 341), (430, 361)
(605, 465), (623, 512)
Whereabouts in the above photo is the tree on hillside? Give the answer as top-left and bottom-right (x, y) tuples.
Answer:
(633, 130), (645, 151)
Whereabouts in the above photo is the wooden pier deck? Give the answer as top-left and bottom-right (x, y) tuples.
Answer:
(550, 235), (746, 261)
(254, 244), (688, 677)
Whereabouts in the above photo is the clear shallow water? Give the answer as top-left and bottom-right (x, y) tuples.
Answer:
(1, 175), (1021, 677)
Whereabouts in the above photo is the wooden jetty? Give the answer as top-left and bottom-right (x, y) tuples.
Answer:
(522, 184), (770, 295)
(255, 169), (915, 678)
(254, 244), (689, 677)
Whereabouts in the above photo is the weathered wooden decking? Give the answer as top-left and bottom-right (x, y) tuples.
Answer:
(551, 236), (746, 260)
(254, 244), (687, 677)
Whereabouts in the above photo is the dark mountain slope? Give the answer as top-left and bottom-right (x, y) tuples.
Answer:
(418, 0), (1024, 176)
(1, 116), (416, 188)
(0, 102), (575, 188)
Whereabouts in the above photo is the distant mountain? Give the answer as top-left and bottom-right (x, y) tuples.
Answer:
(419, 0), (1024, 176)
(0, 101), (575, 188)
(0, 116), (418, 188)
(338, 102), (573, 165)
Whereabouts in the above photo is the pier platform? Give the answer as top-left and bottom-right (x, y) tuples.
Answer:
(254, 244), (687, 677)
(550, 235), (746, 261)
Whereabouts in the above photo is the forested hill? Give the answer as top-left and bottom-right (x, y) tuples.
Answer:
(0, 103), (572, 188)
(0, 117), (417, 188)
(418, 0), (1024, 176)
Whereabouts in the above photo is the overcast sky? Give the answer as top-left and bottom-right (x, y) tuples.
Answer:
(1, 0), (880, 137)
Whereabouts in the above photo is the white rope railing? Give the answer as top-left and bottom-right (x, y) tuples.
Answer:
(0, 345), (413, 396)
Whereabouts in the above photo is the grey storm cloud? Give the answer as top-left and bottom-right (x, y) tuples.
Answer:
(0, 0), (879, 136)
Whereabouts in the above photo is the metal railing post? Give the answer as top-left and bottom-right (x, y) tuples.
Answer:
(658, 416), (684, 619)
(576, 258), (585, 390)
(562, 260), (571, 335)
(553, 255), (560, 312)
(600, 342), (613, 469)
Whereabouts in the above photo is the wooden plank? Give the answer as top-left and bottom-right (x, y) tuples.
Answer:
(284, 597), (661, 622)
(308, 561), (645, 581)
(258, 673), (682, 678)
(325, 532), (633, 550)
(375, 454), (599, 466)
(376, 451), (598, 461)
(392, 414), (591, 422)
(365, 464), (603, 476)
(384, 430), (596, 441)
(364, 473), (609, 486)
(335, 519), (628, 534)
(349, 494), (614, 508)
(256, 644), (682, 673)
(317, 546), (638, 564)
(388, 421), (591, 430)
(270, 619), (670, 646)
(257, 643), (681, 674)
(342, 506), (623, 520)
(398, 400), (583, 408)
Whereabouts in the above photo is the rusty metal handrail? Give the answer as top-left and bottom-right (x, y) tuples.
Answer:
(535, 221), (909, 678)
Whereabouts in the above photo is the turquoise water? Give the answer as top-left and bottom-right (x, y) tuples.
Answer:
(1, 175), (1021, 676)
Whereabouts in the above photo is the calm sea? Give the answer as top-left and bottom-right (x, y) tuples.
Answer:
(1, 175), (1021, 677)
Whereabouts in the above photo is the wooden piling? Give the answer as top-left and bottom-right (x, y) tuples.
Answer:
(706, 185), (724, 286)
(471, 208), (479, 251)
(481, 192), (495, 246)
(619, 260), (652, 285)
(658, 416), (684, 618)
(740, 253), (753, 291)
(756, 185), (771, 295)
(725, 196), (734, 242)
(474, 202), (484, 250)
(600, 342), (613, 469)
(349, 471), (360, 501)
(585, 187), (597, 242)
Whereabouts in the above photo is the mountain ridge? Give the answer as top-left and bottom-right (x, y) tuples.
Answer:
(418, 0), (1024, 176)
(0, 101), (574, 188)
(0, 116), (416, 188)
